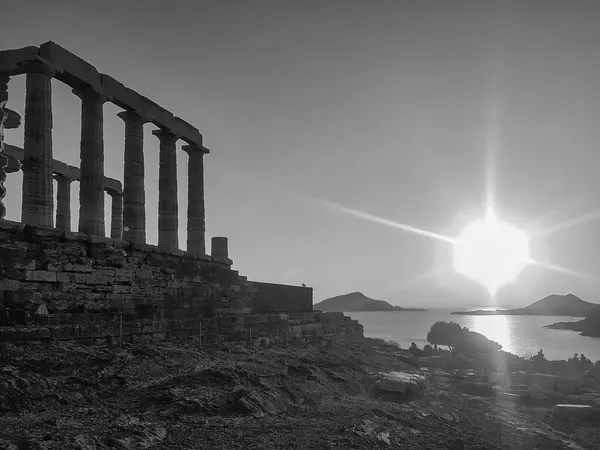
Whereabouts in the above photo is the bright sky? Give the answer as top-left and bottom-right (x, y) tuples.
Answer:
(3, 0), (600, 308)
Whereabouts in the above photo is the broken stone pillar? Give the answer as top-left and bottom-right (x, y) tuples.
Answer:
(21, 62), (55, 227)
(73, 87), (106, 236)
(108, 190), (123, 239)
(182, 144), (208, 254)
(54, 174), (73, 230)
(117, 110), (146, 244)
(211, 237), (228, 259)
(153, 129), (179, 249)
(0, 75), (9, 219)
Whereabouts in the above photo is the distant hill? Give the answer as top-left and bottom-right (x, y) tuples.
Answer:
(314, 292), (426, 312)
(451, 293), (600, 317)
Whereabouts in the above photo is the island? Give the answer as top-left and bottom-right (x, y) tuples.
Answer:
(545, 308), (600, 337)
(451, 293), (600, 317)
(314, 291), (426, 312)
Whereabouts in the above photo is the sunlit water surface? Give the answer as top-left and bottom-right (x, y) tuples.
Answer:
(345, 310), (600, 362)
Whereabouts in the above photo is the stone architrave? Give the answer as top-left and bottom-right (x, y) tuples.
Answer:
(73, 87), (106, 236)
(21, 61), (55, 227)
(54, 174), (73, 230)
(117, 110), (146, 244)
(182, 144), (208, 254)
(108, 190), (123, 239)
(0, 75), (8, 219)
(153, 129), (179, 249)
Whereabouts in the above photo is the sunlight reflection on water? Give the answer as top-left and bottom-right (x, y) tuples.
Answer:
(469, 315), (513, 354)
(345, 310), (600, 361)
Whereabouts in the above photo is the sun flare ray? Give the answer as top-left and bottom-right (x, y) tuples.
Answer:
(527, 258), (590, 280)
(535, 209), (600, 238)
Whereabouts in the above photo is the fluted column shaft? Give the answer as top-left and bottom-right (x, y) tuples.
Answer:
(0, 75), (8, 219)
(109, 191), (123, 239)
(22, 62), (55, 227)
(117, 111), (146, 244)
(153, 129), (179, 249)
(54, 174), (72, 230)
(182, 144), (207, 254)
(74, 88), (105, 236)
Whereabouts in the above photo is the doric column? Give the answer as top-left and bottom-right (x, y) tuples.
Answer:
(54, 174), (73, 230)
(182, 144), (208, 254)
(117, 110), (146, 244)
(152, 129), (179, 249)
(0, 75), (9, 219)
(73, 87), (106, 236)
(108, 190), (123, 240)
(21, 62), (55, 227)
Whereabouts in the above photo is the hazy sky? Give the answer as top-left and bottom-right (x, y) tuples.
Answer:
(3, 0), (600, 308)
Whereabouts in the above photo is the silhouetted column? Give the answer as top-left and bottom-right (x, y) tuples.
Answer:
(0, 75), (8, 219)
(21, 62), (55, 227)
(108, 190), (123, 239)
(153, 129), (179, 249)
(73, 87), (106, 236)
(182, 144), (208, 254)
(117, 110), (146, 244)
(211, 237), (228, 259)
(54, 174), (72, 230)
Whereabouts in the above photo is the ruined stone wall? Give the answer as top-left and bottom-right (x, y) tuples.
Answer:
(251, 282), (313, 313)
(0, 220), (366, 345)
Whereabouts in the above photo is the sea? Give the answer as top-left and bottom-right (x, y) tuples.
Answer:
(345, 310), (600, 362)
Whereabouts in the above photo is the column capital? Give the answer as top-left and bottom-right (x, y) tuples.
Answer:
(182, 143), (210, 155)
(53, 172), (76, 182)
(152, 128), (179, 143)
(106, 188), (123, 198)
(72, 87), (107, 103)
(21, 61), (55, 78)
(117, 110), (147, 125)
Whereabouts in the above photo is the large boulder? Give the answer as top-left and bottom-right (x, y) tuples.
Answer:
(379, 372), (425, 394)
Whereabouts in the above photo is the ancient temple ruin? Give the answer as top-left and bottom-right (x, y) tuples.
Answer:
(0, 42), (363, 344)
(0, 42), (207, 251)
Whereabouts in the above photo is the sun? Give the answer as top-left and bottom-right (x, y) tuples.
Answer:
(452, 207), (530, 295)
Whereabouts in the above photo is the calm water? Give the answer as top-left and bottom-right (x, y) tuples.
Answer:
(345, 310), (600, 362)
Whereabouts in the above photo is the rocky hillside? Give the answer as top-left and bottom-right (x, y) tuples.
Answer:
(314, 292), (425, 312)
(1, 339), (597, 449)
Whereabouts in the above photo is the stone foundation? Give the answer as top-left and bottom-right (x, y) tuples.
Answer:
(0, 220), (363, 344)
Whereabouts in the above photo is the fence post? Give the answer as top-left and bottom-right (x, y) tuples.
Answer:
(249, 328), (252, 347)
(199, 321), (202, 348)
(119, 312), (123, 349)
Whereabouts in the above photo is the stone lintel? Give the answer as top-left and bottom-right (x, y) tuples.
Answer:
(100, 74), (143, 112)
(0, 46), (41, 75)
(40, 41), (102, 91)
(142, 97), (176, 130)
(4, 143), (122, 195)
(1, 42), (204, 148)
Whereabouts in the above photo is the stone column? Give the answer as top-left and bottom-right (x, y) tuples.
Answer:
(54, 174), (72, 230)
(21, 62), (55, 227)
(108, 190), (123, 239)
(117, 111), (146, 244)
(182, 144), (208, 254)
(73, 88), (106, 236)
(0, 75), (8, 219)
(211, 237), (228, 259)
(153, 129), (179, 249)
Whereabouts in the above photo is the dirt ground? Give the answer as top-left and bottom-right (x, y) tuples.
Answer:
(1, 338), (599, 449)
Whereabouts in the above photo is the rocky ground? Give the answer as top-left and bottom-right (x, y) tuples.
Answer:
(1, 338), (599, 449)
